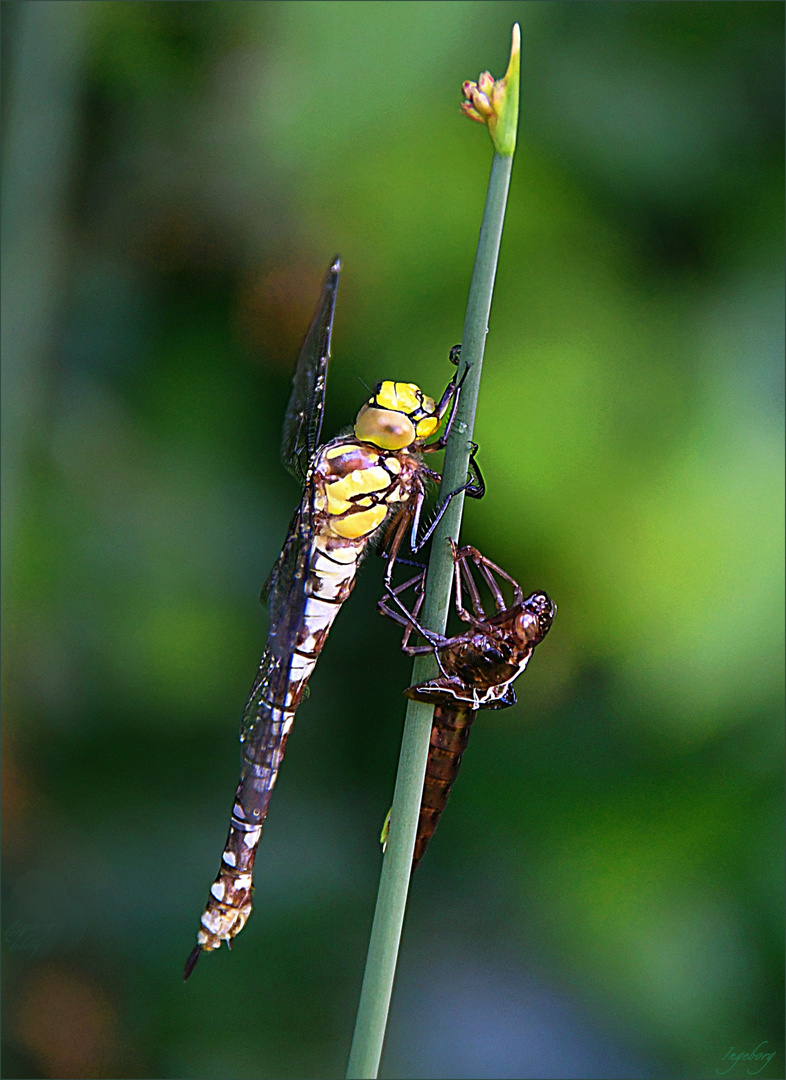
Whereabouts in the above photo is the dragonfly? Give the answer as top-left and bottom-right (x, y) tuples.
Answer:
(379, 539), (554, 870)
(185, 257), (484, 977)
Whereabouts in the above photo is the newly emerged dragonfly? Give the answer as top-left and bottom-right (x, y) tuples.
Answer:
(380, 539), (554, 870)
(185, 258), (483, 977)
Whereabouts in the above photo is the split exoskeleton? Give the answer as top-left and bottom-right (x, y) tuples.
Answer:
(379, 539), (555, 870)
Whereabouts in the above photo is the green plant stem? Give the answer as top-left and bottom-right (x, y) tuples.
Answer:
(346, 151), (514, 1080)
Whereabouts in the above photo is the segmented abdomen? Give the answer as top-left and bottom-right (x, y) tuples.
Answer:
(186, 437), (420, 976)
(412, 704), (476, 871)
(186, 543), (359, 974)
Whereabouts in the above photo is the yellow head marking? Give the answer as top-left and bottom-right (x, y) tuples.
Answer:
(373, 381), (422, 414)
(354, 380), (442, 449)
(418, 393), (437, 417)
(415, 415), (439, 439)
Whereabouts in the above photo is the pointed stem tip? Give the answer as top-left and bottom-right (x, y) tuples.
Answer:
(507, 23), (521, 82)
(460, 23), (520, 157)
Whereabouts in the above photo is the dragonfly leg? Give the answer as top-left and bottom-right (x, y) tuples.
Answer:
(427, 354), (469, 447)
(408, 469), (478, 554)
(450, 538), (488, 620)
(378, 568), (425, 629)
(464, 442), (485, 498)
(380, 565), (448, 656)
(412, 446), (485, 560)
(459, 543), (524, 608)
(378, 604), (439, 656)
(381, 504), (430, 636)
(380, 504), (415, 573)
(448, 541), (514, 635)
(379, 558), (456, 681)
(423, 343), (478, 454)
(459, 546), (506, 614)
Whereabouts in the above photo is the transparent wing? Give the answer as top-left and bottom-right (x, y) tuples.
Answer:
(241, 494), (316, 744)
(280, 256), (341, 484)
(260, 506), (302, 607)
(266, 499), (314, 653)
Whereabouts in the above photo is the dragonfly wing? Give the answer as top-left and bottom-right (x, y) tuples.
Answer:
(260, 505), (303, 606)
(280, 256), (341, 485)
(267, 495), (314, 659)
(242, 492), (316, 745)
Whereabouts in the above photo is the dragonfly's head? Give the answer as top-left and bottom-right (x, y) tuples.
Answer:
(516, 592), (555, 644)
(354, 381), (441, 450)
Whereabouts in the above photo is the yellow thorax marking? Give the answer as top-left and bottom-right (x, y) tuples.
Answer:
(325, 444), (377, 462)
(329, 504), (388, 540)
(326, 466), (391, 503)
(325, 489), (352, 515)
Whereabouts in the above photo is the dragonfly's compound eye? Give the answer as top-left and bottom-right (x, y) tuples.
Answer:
(525, 593), (555, 639)
(516, 611), (540, 642)
(354, 403), (417, 450)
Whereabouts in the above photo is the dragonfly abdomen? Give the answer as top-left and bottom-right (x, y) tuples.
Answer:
(412, 703), (476, 871)
(191, 702), (292, 963)
(187, 544), (364, 973)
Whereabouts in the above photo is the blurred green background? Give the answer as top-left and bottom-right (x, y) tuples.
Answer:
(2, 2), (783, 1078)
